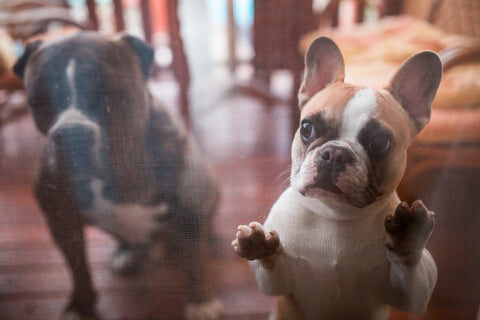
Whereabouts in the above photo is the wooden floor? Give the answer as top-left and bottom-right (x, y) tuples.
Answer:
(0, 78), (479, 319)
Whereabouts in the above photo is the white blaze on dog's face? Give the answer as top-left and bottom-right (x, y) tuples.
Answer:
(291, 37), (442, 209)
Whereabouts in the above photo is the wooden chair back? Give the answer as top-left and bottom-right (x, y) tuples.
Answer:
(85, 0), (152, 42)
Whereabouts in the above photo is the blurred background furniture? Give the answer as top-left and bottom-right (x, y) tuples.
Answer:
(228, 0), (372, 133)
(0, 0), (85, 126)
(0, 0), (83, 41)
(300, 0), (480, 318)
(0, 0), (191, 126)
(225, 0), (317, 133)
(0, 30), (24, 125)
(250, 0), (315, 104)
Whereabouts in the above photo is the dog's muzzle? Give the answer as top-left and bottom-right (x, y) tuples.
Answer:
(50, 123), (98, 174)
(311, 144), (356, 193)
(48, 107), (102, 175)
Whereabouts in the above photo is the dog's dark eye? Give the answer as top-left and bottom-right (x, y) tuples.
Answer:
(369, 134), (391, 153)
(300, 120), (315, 142)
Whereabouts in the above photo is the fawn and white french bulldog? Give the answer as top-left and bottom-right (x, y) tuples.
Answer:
(14, 32), (222, 320)
(233, 37), (442, 320)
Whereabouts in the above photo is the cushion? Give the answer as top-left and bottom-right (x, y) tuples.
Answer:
(300, 15), (480, 111)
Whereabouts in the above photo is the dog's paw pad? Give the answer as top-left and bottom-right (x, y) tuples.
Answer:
(385, 200), (435, 266)
(385, 202), (411, 238)
(232, 222), (280, 260)
(385, 201), (435, 241)
(184, 299), (223, 320)
(411, 200), (435, 227)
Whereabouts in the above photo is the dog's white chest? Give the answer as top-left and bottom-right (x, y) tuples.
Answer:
(255, 188), (391, 319)
(80, 178), (168, 244)
(281, 212), (386, 280)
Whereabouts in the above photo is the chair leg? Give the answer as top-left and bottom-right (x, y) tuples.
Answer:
(139, 0), (152, 44)
(86, 0), (98, 30)
(167, 0), (191, 127)
(113, 0), (125, 32)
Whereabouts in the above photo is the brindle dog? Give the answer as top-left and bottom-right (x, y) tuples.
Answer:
(14, 32), (221, 320)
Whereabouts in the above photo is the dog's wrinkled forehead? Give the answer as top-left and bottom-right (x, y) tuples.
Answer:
(300, 82), (412, 147)
(15, 32), (154, 134)
(301, 82), (358, 125)
(24, 34), (143, 88)
(18, 32), (153, 78)
(303, 83), (375, 133)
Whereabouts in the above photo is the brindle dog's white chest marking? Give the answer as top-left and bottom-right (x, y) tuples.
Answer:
(81, 178), (168, 244)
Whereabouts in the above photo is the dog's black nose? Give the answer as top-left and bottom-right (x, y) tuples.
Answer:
(319, 146), (354, 166)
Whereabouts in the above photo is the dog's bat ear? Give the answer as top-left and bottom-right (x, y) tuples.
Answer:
(121, 34), (154, 79)
(387, 51), (442, 132)
(298, 37), (345, 109)
(13, 40), (43, 78)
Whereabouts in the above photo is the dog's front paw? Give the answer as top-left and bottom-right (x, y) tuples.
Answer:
(184, 299), (223, 320)
(232, 222), (280, 260)
(113, 203), (169, 244)
(385, 200), (435, 266)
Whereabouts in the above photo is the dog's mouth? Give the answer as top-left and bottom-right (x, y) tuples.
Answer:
(299, 179), (343, 196)
(297, 171), (382, 208)
(308, 169), (343, 194)
(316, 182), (342, 194)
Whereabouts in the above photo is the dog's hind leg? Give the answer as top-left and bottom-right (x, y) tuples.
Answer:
(166, 211), (222, 320)
(178, 237), (223, 320)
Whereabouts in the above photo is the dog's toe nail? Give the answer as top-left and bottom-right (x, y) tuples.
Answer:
(238, 225), (251, 235)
